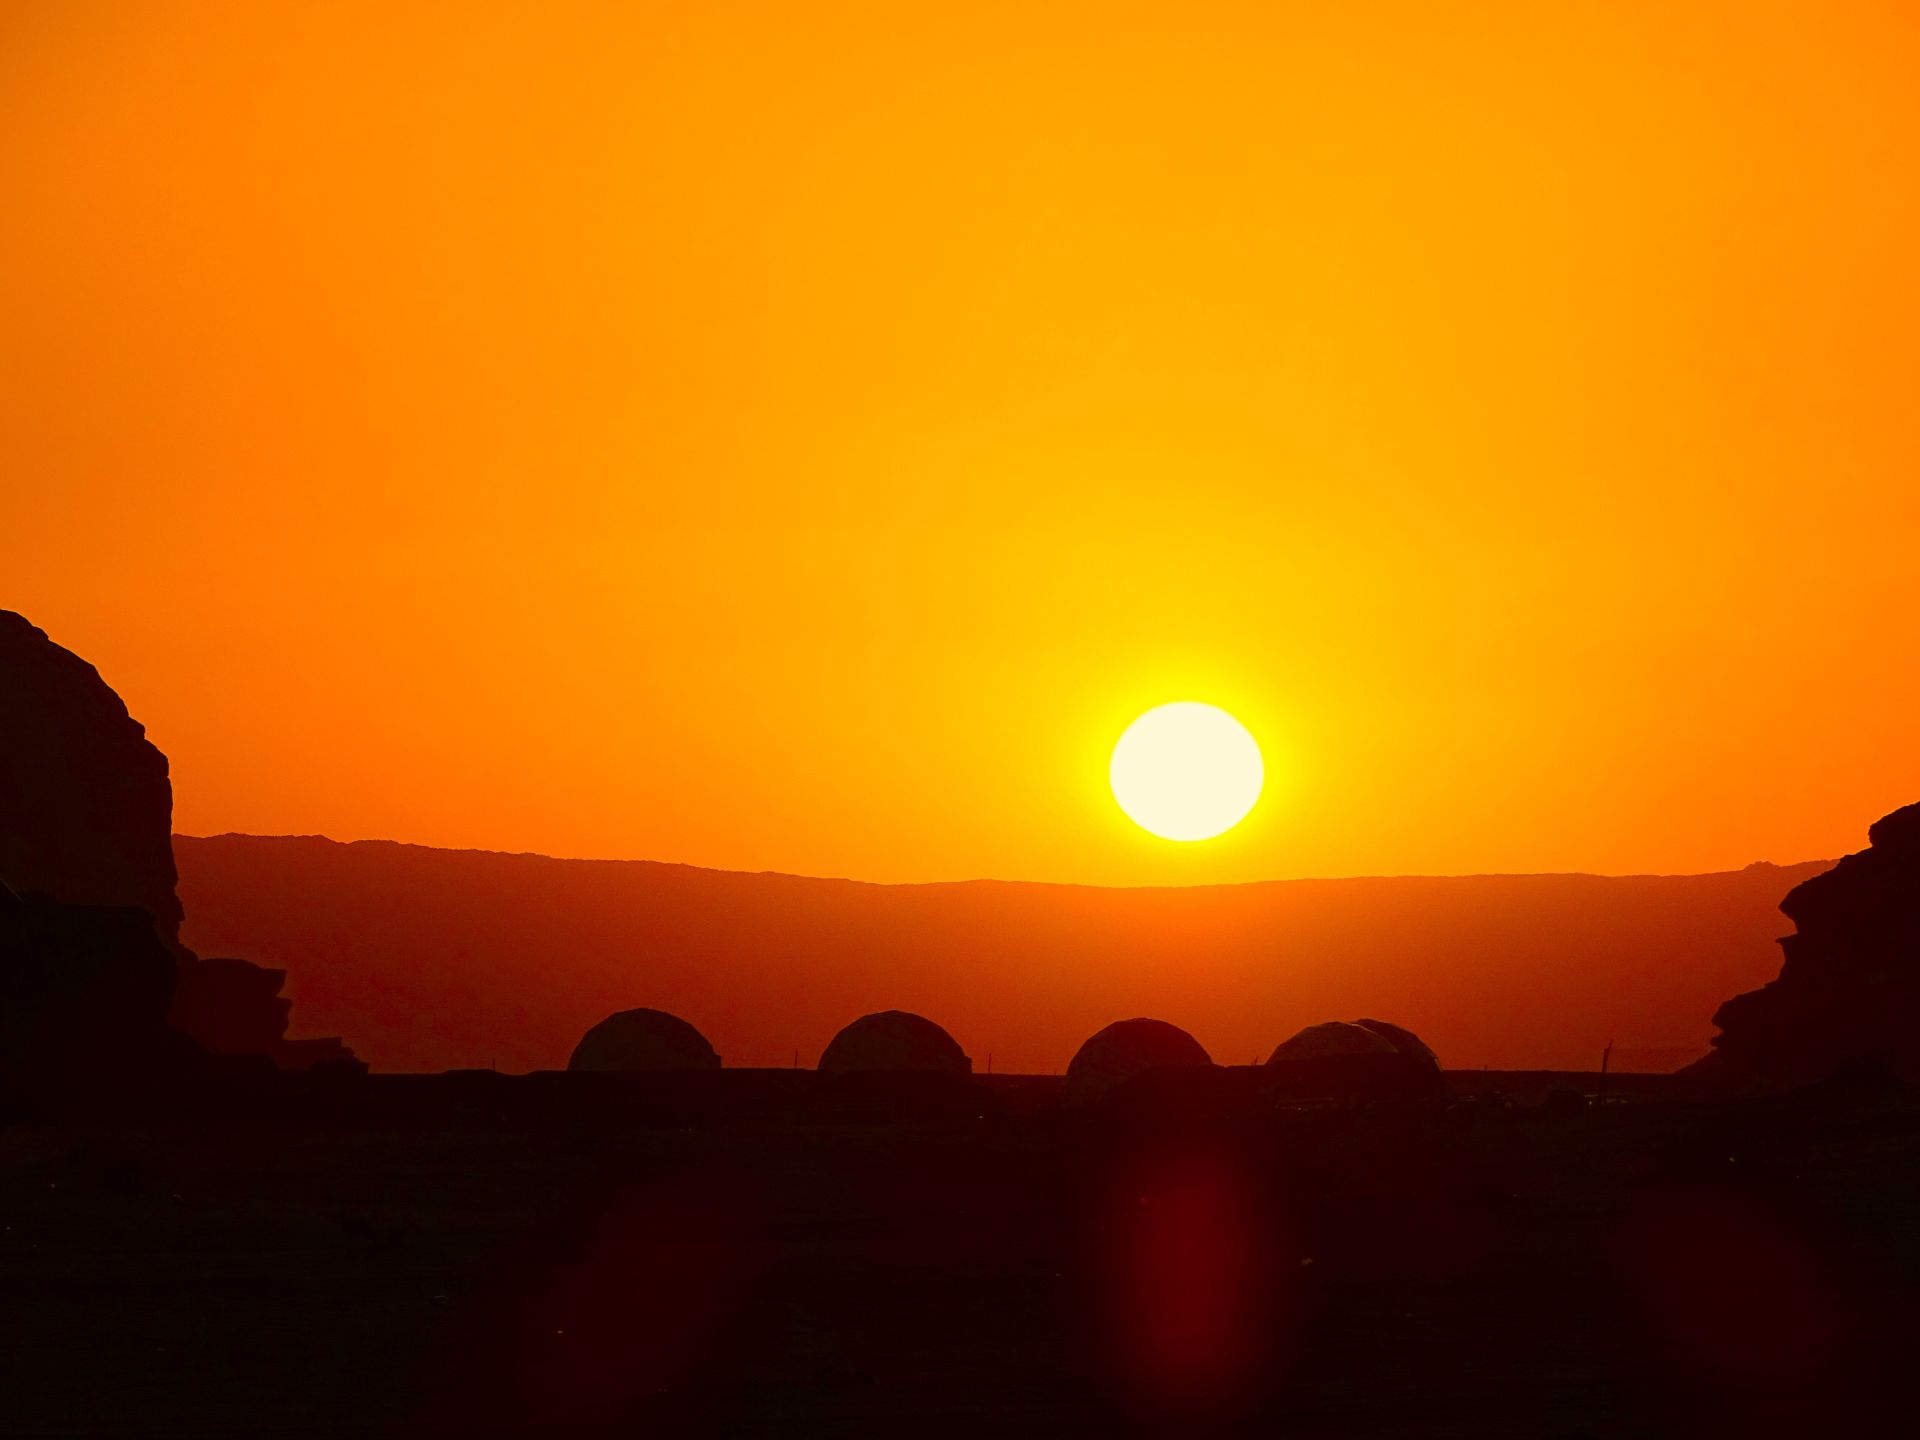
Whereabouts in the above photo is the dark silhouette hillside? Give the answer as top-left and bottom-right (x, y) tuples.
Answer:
(1692, 800), (1920, 1089)
(0, 611), (186, 953)
(0, 610), (353, 1072)
(174, 834), (1830, 1074)
(0, 881), (198, 1096)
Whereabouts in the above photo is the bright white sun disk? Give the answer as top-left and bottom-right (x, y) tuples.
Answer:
(1109, 702), (1264, 841)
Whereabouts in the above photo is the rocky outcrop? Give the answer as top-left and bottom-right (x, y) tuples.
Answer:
(1065, 1018), (1211, 1104)
(568, 1008), (722, 1072)
(0, 609), (354, 1071)
(0, 611), (184, 953)
(1265, 1019), (1445, 1100)
(817, 1010), (970, 1074)
(0, 881), (199, 1091)
(1691, 801), (1920, 1089)
(169, 956), (358, 1070)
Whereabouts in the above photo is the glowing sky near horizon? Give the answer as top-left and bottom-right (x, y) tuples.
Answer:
(4, 2), (1918, 885)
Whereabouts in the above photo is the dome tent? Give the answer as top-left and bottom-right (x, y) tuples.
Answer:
(1265, 1019), (1443, 1100)
(1266, 1021), (1398, 1063)
(1064, 1017), (1212, 1104)
(818, 1010), (971, 1074)
(1353, 1017), (1439, 1064)
(568, 1008), (721, 1072)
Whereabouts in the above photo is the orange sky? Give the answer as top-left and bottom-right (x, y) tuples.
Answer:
(4, 2), (1917, 886)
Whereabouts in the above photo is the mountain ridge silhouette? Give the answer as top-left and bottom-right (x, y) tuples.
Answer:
(175, 832), (1833, 1077)
(177, 829), (1821, 890)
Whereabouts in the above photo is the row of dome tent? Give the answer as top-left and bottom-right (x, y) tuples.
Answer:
(568, 1008), (1446, 1102)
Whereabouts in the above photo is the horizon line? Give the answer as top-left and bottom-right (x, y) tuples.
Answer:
(171, 830), (1837, 894)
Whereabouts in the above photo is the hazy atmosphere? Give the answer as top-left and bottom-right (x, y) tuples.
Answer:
(7, 8), (1920, 1435)
(8, 2), (1919, 885)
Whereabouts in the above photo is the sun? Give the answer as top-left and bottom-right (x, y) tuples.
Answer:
(1109, 702), (1264, 842)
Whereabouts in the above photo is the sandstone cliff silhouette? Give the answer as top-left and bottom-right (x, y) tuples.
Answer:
(1691, 800), (1920, 1089)
(168, 956), (356, 1069)
(0, 881), (199, 1095)
(0, 610), (352, 1070)
(0, 611), (185, 951)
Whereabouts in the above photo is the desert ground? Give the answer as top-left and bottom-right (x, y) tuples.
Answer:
(3, 1068), (1915, 1437)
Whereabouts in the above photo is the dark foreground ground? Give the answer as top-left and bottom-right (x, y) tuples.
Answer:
(2, 1069), (1917, 1438)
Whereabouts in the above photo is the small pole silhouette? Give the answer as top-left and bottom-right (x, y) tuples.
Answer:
(1598, 1039), (1614, 1100)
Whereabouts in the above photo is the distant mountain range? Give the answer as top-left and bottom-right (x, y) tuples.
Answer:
(173, 834), (1830, 1076)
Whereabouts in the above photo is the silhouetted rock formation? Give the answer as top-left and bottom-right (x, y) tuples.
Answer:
(1265, 1019), (1445, 1100)
(817, 1010), (970, 1074)
(169, 957), (288, 1052)
(0, 609), (355, 1070)
(169, 956), (357, 1070)
(1691, 801), (1920, 1090)
(0, 611), (185, 953)
(569, 1008), (722, 1072)
(1064, 1018), (1211, 1103)
(0, 881), (200, 1094)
